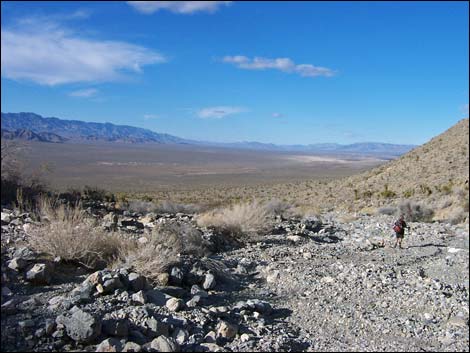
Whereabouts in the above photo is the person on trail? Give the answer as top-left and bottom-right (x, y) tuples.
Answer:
(392, 214), (408, 249)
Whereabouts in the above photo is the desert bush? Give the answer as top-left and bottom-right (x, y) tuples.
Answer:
(82, 185), (115, 202)
(263, 198), (296, 218)
(127, 200), (156, 214)
(377, 206), (396, 215)
(380, 184), (397, 198)
(397, 201), (434, 222)
(403, 189), (415, 198)
(29, 198), (134, 269)
(156, 200), (201, 214)
(196, 200), (274, 241)
(123, 222), (211, 281)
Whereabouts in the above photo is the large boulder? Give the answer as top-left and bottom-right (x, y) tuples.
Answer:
(62, 309), (102, 343)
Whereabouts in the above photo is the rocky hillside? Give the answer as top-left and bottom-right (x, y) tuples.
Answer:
(284, 118), (469, 220)
(1, 202), (468, 352)
(346, 118), (469, 196)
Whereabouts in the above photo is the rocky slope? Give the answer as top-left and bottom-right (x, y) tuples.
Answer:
(1, 204), (468, 352)
(1, 129), (68, 143)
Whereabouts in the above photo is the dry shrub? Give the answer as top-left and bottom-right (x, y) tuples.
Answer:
(127, 200), (156, 214)
(127, 199), (202, 214)
(263, 199), (297, 218)
(397, 201), (434, 222)
(123, 222), (211, 281)
(29, 198), (134, 269)
(196, 200), (274, 241)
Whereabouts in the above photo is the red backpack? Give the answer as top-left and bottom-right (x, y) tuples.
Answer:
(393, 221), (403, 233)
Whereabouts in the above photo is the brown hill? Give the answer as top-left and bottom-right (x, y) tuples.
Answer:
(321, 118), (469, 222)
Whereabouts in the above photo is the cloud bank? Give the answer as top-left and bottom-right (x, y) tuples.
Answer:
(1, 21), (166, 86)
(128, 1), (231, 14)
(222, 55), (336, 78)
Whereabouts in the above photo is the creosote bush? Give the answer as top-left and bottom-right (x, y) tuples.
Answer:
(123, 222), (211, 281)
(29, 198), (134, 269)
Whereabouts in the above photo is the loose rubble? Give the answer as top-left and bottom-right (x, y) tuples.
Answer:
(1, 206), (468, 352)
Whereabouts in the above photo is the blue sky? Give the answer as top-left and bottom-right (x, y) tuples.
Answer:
(1, 1), (468, 145)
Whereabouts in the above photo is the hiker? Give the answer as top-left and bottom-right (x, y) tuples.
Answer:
(392, 214), (408, 249)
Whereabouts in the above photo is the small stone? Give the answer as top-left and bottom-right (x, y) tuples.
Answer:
(1, 212), (11, 224)
(190, 285), (208, 298)
(87, 271), (103, 286)
(216, 321), (238, 339)
(145, 317), (169, 338)
(172, 328), (189, 345)
(203, 273), (216, 290)
(1, 299), (17, 314)
(95, 338), (123, 352)
(131, 290), (147, 305)
(26, 263), (54, 285)
(204, 331), (217, 343)
(122, 341), (142, 352)
(127, 273), (145, 292)
(35, 328), (46, 337)
(8, 258), (27, 271)
(45, 319), (56, 335)
(186, 295), (201, 308)
(240, 333), (250, 342)
(266, 271), (280, 284)
(157, 273), (169, 286)
(170, 267), (184, 286)
(199, 343), (226, 352)
(102, 278), (123, 293)
(150, 336), (180, 352)
(145, 289), (170, 306)
(166, 297), (184, 312)
(1, 286), (13, 297)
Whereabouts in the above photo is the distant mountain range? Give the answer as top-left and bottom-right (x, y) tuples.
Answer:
(1, 112), (416, 156)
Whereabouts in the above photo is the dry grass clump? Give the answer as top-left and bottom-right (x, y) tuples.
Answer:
(29, 198), (134, 269)
(196, 200), (276, 241)
(123, 222), (211, 281)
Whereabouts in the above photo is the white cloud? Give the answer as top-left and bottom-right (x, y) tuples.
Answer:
(222, 55), (336, 78)
(197, 106), (246, 119)
(143, 114), (160, 120)
(128, 1), (231, 14)
(69, 88), (99, 97)
(1, 20), (166, 86)
(272, 112), (284, 118)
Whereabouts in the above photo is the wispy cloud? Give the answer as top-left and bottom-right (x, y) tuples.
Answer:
(69, 88), (99, 98)
(143, 114), (160, 120)
(272, 112), (284, 118)
(222, 55), (336, 78)
(127, 1), (232, 14)
(1, 18), (166, 86)
(197, 106), (247, 119)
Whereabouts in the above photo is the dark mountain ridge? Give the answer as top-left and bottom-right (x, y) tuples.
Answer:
(1, 112), (415, 156)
